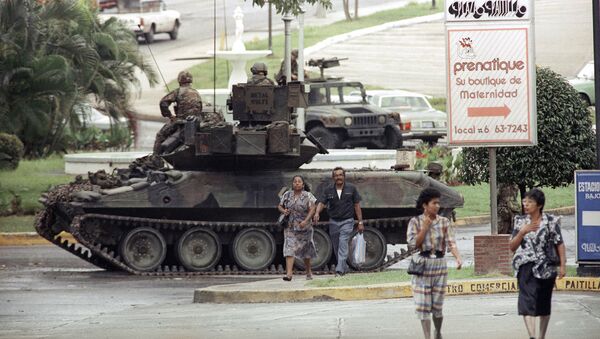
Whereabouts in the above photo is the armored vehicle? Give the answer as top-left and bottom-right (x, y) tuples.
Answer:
(305, 57), (407, 149)
(35, 81), (463, 276)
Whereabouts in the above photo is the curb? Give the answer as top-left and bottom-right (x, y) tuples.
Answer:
(0, 206), (575, 246)
(305, 12), (444, 57)
(193, 276), (600, 304)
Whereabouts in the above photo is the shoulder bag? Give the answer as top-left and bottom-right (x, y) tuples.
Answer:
(278, 196), (290, 227)
(407, 218), (426, 275)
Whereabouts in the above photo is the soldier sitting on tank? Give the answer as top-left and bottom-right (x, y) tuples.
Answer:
(154, 71), (224, 154)
(247, 62), (275, 86)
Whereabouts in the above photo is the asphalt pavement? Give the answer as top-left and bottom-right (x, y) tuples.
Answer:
(3, 214), (600, 338)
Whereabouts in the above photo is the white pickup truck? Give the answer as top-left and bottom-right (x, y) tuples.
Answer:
(98, 0), (181, 43)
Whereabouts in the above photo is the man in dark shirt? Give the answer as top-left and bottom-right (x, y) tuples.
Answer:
(314, 167), (364, 276)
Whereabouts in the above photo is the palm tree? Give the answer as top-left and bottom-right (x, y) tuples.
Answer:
(0, 0), (157, 157)
(0, 0), (76, 157)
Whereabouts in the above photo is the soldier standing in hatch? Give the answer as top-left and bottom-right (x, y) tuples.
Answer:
(247, 62), (275, 86)
(275, 49), (308, 85)
(154, 71), (223, 154)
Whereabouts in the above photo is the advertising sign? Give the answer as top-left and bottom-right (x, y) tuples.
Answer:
(445, 0), (532, 22)
(446, 23), (535, 146)
(576, 171), (600, 263)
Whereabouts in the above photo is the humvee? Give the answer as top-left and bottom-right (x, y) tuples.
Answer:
(304, 58), (407, 149)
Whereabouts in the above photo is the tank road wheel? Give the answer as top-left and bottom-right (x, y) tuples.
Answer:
(348, 227), (386, 271)
(176, 228), (221, 271)
(119, 227), (166, 272)
(294, 227), (332, 270)
(232, 228), (276, 271)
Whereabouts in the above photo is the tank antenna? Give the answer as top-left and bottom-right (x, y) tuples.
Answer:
(213, 0), (217, 111)
(138, 24), (170, 92)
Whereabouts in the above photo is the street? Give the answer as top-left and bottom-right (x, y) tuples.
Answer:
(0, 215), (591, 338)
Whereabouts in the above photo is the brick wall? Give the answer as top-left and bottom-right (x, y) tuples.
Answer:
(474, 235), (512, 276)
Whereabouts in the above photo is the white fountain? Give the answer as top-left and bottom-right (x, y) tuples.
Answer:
(209, 6), (272, 90)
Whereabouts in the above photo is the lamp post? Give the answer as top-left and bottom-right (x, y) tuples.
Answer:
(297, 2), (306, 130)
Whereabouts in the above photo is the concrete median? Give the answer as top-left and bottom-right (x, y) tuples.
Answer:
(193, 276), (600, 304)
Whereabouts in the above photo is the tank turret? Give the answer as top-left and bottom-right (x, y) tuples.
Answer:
(158, 81), (325, 171)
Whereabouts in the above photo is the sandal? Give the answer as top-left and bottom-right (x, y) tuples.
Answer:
(282, 276), (292, 281)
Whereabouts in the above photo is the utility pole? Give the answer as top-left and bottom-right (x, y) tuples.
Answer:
(297, 2), (306, 130)
(268, 2), (272, 54)
(283, 13), (293, 83)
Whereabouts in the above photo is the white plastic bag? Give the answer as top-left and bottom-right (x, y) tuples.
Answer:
(351, 233), (366, 266)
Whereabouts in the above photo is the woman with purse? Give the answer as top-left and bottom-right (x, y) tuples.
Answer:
(407, 188), (462, 339)
(509, 188), (566, 339)
(277, 175), (317, 281)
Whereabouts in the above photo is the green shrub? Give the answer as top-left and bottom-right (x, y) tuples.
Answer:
(0, 133), (24, 170)
(415, 144), (462, 185)
(459, 66), (596, 199)
(64, 124), (133, 151)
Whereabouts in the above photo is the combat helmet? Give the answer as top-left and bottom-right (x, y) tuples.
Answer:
(250, 62), (268, 75)
(177, 71), (193, 85)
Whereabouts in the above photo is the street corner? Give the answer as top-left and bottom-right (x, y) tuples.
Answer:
(193, 276), (414, 304)
(0, 231), (76, 246)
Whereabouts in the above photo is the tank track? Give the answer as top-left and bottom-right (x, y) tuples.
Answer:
(36, 207), (413, 276)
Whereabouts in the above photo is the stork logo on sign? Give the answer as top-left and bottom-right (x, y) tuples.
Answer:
(457, 37), (476, 59)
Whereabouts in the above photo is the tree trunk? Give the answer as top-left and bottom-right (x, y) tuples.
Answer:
(342, 0), (352, 21)
(497, 183), (520, 234)
(354, 0), (359, 19)
(518, 183), (527, 214)
(315, 3), (327, 18)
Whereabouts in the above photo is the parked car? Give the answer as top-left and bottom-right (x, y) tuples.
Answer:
(569, 61), (595, 107)
(305, 81), (407, 149)
(360, 90), (448, 144)
(73, 104), (127, 130)
(98, 0), (181, 43)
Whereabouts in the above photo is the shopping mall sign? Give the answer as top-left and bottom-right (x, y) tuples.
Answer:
(576, 171), (600, 263)
(445, 0), (536, 146)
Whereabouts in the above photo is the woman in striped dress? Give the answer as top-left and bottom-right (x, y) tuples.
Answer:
(407, 188), (462, 339)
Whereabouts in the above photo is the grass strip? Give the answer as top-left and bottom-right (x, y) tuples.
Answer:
(453, 184), (574, 218)
(170, 2), (442, 90)
(0, 215), (36, 233)
(0, 156), (74, 216)
(308, 266), (578, 287)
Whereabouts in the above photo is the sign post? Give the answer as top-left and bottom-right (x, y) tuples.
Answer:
(576, 171), (600, 276)
(445, 0), (536, 236)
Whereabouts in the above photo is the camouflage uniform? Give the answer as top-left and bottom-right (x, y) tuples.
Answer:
(247, 62), (275, 86)
(247, 74), (275, 86)
(275, 49), (299, 84)
(154, 71), (224, 154)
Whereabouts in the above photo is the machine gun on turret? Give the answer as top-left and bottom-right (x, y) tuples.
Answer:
(307, 57), (348, 81)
